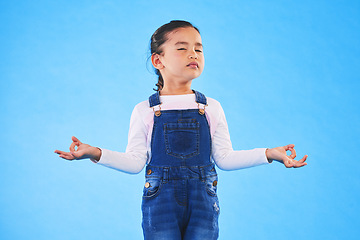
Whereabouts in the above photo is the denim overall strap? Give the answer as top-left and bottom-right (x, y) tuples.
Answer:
(149, 91), (161, 107)
(193, 90), (207, 105)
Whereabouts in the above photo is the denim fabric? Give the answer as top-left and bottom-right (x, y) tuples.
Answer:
(142, 91), (219, 240)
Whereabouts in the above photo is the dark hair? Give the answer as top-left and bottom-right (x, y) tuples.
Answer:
(150, 20), (200, 91)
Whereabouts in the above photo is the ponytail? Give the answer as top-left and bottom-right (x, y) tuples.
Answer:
(153, 69), (164, 91)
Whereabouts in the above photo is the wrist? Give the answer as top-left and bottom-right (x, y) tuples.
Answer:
(265, 148), (273, 163)
(91, 147), (102, 161)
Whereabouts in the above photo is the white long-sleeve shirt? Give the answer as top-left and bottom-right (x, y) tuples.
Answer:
(94, 93), (270, 174)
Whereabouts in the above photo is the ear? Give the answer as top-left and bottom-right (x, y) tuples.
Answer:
(151, 53), (164, 70)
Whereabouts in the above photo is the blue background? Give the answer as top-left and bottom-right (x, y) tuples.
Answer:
(1, 1), (359, 239)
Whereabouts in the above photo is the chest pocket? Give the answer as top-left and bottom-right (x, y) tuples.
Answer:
(164, 119), (200, 159)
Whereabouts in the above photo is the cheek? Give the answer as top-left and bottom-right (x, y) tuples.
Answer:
(200, 57), (205, 67)
(171, 54), (185, 65)
(173, 53), (183, 59)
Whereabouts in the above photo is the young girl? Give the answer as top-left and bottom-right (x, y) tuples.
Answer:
(55, 20), (307, 240)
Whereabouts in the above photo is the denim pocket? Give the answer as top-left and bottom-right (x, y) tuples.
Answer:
(142, 177), (162, 199)
(205, 175), (218, 197)
(164, 119), (200, 159)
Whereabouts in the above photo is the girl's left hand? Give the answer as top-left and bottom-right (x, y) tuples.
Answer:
(266, 144), (308, 168)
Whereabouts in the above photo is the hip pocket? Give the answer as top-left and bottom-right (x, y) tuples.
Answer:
(164, 119), (200, 159)
(142, 177), (162, 200)
(205, 174), (218, 197)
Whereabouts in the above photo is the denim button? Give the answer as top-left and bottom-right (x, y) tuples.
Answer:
(155, 110), (161, 117)
(212, 180), (217, 187)
(147, 169), (153, 175)
(145, 182), (151, 188)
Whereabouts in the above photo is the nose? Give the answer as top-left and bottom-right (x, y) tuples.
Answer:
(189, 49), (198, 59)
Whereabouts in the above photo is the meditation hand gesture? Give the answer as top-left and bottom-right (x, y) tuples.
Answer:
(266, 144), (308, 168)
(54, 136), (101, 161)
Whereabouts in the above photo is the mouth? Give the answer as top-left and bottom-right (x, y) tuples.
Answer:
(187, 62), (199, 68)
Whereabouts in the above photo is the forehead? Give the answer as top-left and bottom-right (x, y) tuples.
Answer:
(165, 27), (202, 45)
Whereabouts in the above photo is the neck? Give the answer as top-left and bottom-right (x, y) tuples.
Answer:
(160, 80), (193, 95)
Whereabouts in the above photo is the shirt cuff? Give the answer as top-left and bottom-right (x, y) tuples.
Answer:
(90, 147), (103, 163)
(259, 147), (272, 164)
(265, 148), (273, 163)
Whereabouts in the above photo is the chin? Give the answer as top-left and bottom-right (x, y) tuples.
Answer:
(185, 75), (200, 81)
(188, 71), (202, 79)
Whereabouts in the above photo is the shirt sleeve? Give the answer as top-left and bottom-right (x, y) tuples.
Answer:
(91, 105), (148, 174)
(211, 104), (270, 170)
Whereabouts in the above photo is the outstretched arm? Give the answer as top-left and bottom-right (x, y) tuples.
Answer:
(210, 102), (308, 170)
(54, 135), (146, 174)
(54, 136), (101, 161)
(266, 144), (308, 168)
(54, 105), (148, 174)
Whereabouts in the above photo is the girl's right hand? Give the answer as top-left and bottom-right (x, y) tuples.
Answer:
(54, 136), (101, 161)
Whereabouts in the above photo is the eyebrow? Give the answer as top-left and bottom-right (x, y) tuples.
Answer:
(175, 41), (203, 47)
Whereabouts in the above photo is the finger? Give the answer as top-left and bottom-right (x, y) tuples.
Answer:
(55, 150), (70, 155)
(283, 158), (295, 168)
(56, 151), (75, 160)
(72, 136), (82, 145)
(288, 148), (297, 159)
(284, 144), (295, 150)
(69, 142), (77, 152)
(292, 155), (308, 168)
(61, 153), (75, 160)
(297, 155), (308, 163)
(294, 162), (307, 168)
(70, 136), (83, 152)
(54, 150), (62, 154)
(294, 161), (308, 168)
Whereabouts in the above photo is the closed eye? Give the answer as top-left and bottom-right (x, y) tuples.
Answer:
(177, 48), (202, 53)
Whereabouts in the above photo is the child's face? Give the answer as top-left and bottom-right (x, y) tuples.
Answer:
(154, 27), (204, 84)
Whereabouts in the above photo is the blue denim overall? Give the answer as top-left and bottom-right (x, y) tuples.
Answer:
(141, 90), (220, 240)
